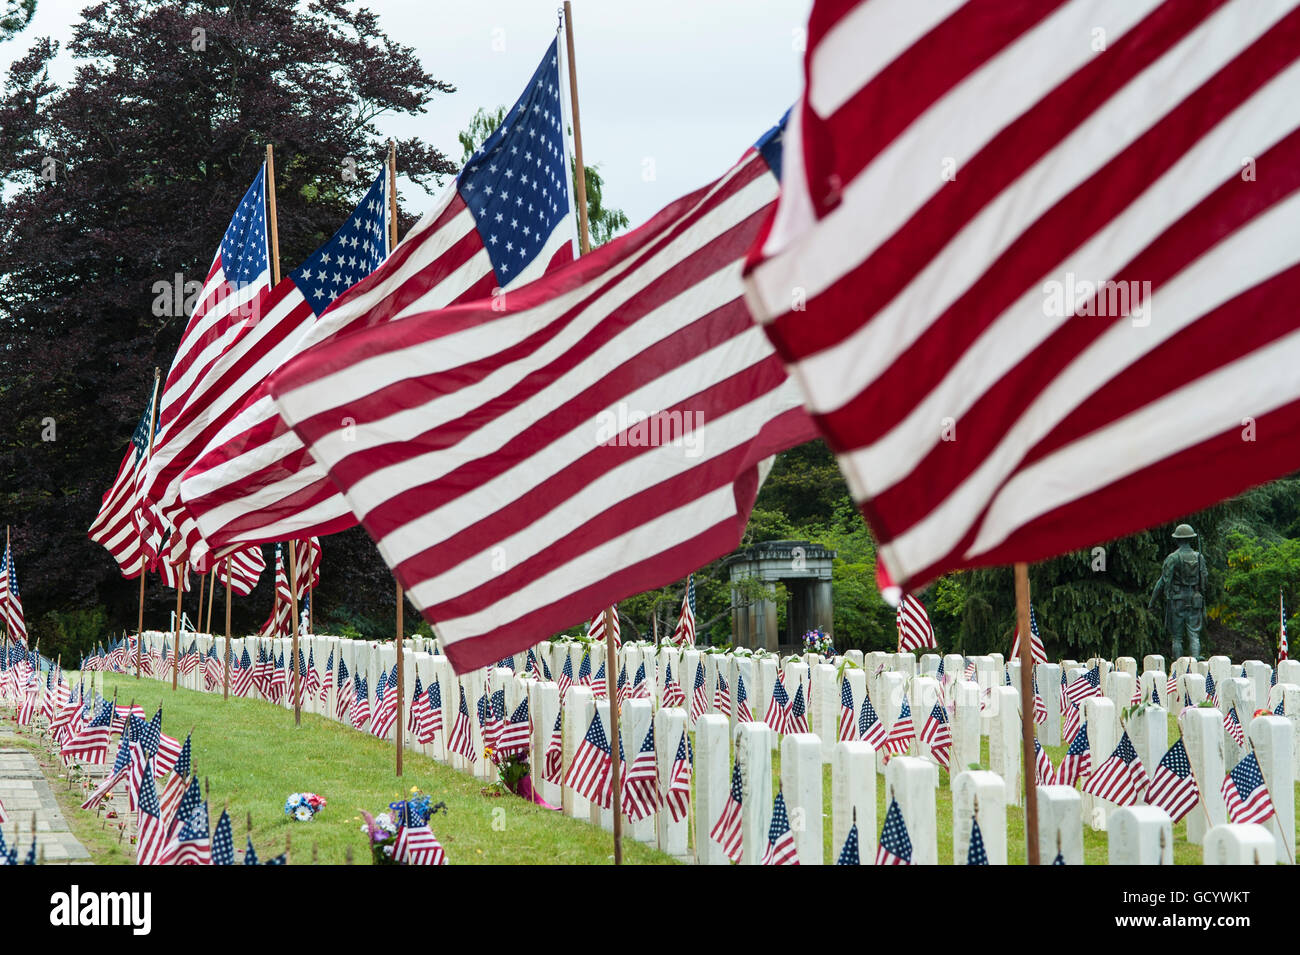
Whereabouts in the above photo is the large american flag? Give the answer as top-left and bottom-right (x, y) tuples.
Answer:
(745, 0), (1300, 597)
(265, 121), (814, 672)
(896, 593), (935, 652)
(0, 540), (27, 646)
(88, 379), (160, 578)
(178, 41), (576, 558)
(140, 166), (270, 569)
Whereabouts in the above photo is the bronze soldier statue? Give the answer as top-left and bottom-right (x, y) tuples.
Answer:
(1148, 524), (1209, 660)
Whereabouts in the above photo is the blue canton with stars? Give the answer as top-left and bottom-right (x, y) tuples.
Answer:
(219, 166), (269, 288)
(458, 38), (571, 287)
(289, 168), (389, 314)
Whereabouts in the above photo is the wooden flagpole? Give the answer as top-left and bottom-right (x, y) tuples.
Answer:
(205, 569), (216, 634)
(264, 143), (302, 727)
(386, 138), (405, 778)
(196, 570), (205, 636)
(287, 543), (302, 726)
(137, 368), (161, 680)
(1015, 562), (1040, 865)
(223, 557), (232, 701)
(171, 578), (182, 691)
(563, 1), (616, 861)
(564, 1), (592, 256)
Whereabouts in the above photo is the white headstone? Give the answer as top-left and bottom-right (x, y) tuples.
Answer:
(1108, 805), (1173, 864)
(1247, 714), (1294, 865)
(654, 706), (689, 857)
(812, 664), (839, 761)
(1128, 704), (1168, 784)
(1037, 785), (1084, 864)
(952, 770), (1006, 864)
(885, 756), (938, 865)
(1081, 695), (1117, 830)
(1203, 824), (1277, 865)
(832, 741), (876, 865)
(734, 721), (773, 865)
(781, 733), (824, 865)
(1039, 662), (1062, 746)
(1143, 654), (1166, 674)
(694, 715), (731, 865)
(952, 681), (982, 774)
(562, 686), (595, 818)
(1181, 705), (1227, 844)
(988, 686), (1021, 806)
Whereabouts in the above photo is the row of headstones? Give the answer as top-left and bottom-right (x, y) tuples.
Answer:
(125, 631), (1298, 861)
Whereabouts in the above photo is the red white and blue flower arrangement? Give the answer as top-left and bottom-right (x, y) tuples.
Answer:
(284, 792), (327, 822)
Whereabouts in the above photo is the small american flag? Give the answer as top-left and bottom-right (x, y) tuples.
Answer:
(735, 672), (753, 722)
(629, 662), (649, 701)
(588, 608), (621, 650)
(1282, 589), (1290, 664)
(350, 673), (371, 731)
(966, 817), (989, 865)
(883, 696), (914, 756)
(761, 791), (799, 865)
(665, 730), (692, 823)
(689, 663), (708, 722)
(333, 657), (352, 720)
(447, 685), (475, 762)
(1206, 671), (1220, 707)
(920, 701), (951, 769)
(1222, 751), (1275, 825)
(709, 760), (744, 863)
(557, 655), (574, 703)
(1084, 731), (1148, 806)
(496, 697), (531, 758)
(577, 650), (592, 688)
(1063, 701), (1081, 747)
(622, 724), (660, 823)
(1011, 604), (1047, 665)
(211, 810), (234, 865)
(896, 593), (936, 652)
(661, 660), (686, 708)
(788, 681), (809, 734)
(135, 759), (168, 865)
(671, 575), (697, 647)
(1167, 671), (1179, 700)
(419, 679), (444, 744)
(713, 671), (731, 719)
(765, 676), (791, 736)
(857, 691), (887, 751)
(1057, 723), (1092, 788)
(0, 541), (27, 646)
(1032, 672), (1048, 725)
(393, 804), (448, 865)
(1224, 706), (1245, 748)
(1064, 666), (1102, 708)
(169, 802), (212, 866)
(407, 674), (425, 734)
(543, 710), (564, 782)
(1146, 738), (1199, 823)
(371, 664), (400, 739)
(836, 821), (860, 865)
(565, 712), (613, 809)
(837, 679), (857, 742)
(875, 798), (912, 866)
(1034, 737), (1055, 786)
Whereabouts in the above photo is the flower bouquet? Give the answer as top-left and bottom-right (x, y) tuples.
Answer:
(802, 628), (835, 658)
(284, 792), (326, 822)
(360, 788), (446, 865)
(484, 747), (559, 810)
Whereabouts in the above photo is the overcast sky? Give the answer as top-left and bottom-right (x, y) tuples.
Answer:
(1, 0), (810, 228)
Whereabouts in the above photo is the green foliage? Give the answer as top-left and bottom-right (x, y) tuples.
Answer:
(30, 604), (108, 660)
(0, 0), (35, 42)
(1220, 531), (1300, 650)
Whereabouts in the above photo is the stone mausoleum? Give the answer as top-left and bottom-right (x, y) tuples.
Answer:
(722, 540), (835, 650)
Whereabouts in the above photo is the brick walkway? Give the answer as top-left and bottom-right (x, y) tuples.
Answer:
(0, 728), (91, 864)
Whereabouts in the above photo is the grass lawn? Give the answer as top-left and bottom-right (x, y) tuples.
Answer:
(54, 673), (678, 865)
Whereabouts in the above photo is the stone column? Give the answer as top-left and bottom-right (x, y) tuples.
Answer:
(832, 741), (876, 865)
(952, 770), (1006, 864)
(1108, 806), (1173, 864)
(781, 732), (824, 865)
